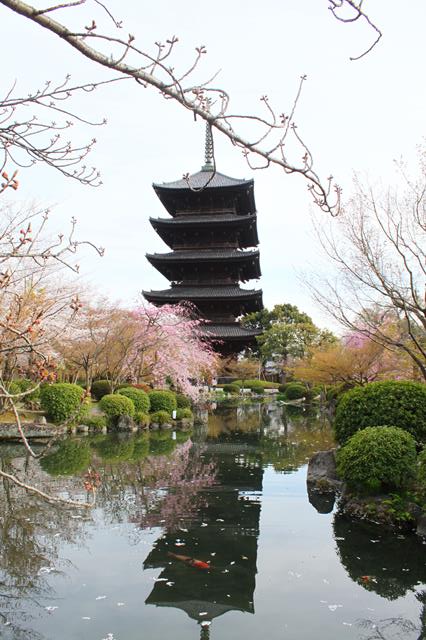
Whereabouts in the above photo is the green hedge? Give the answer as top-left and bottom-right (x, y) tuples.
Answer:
(334, 381), (426, 445)
(336, 426), (417, 493)
(284, 382), (306, 400)
(223, 383), (240, 394)
(148, 390), (177, 414)
(83, 415), (107, 431)
(150, 410), (172, 425)
(117, 387), (150, 413)
(91, 380), (112, 401)
(134, 411), (150, 428)
(176, 407), (193, 420)
(234, 379), (280, 389)
(40, 383), (84, 423)
(99, 394), (135, 423)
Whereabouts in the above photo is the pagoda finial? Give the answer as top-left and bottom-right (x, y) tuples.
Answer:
(201, 122), (214, 172)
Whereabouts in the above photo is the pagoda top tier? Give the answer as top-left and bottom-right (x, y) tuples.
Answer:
(153, 169), (255, 216)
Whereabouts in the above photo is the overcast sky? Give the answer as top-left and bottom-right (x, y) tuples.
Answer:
(1, 0), (425, 329)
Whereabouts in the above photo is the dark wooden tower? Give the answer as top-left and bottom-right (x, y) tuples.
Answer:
(143, 127), (263, 354)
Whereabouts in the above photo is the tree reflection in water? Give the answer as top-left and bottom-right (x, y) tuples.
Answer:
(0, 454), (89, 639)
(333, 515), (426, 639)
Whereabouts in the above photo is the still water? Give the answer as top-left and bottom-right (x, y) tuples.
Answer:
(0, 401), (425, 640)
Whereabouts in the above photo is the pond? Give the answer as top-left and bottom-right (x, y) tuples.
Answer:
(0, 401), (425, 640)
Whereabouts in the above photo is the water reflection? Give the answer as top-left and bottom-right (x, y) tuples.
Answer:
(0, 401), (424, 640)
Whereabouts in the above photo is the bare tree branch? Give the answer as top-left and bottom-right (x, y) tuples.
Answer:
(0, 0), (341, 214)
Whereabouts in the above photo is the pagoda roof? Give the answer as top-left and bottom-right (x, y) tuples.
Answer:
(147, 249), (261, 282)
(199, 323), (260, 340)
(150, 213), (259, 249)
(143, 285), (262, 300)
(146, 248), (259, 262)
(150, 212), (257, 226)
(153, 169), (252, 190)
(153, 169), (255, 216)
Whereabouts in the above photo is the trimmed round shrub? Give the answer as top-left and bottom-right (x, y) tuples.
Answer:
(247, 381), (265, 394)
(40, 383), (84, 423)
(334, 381), (426, 445)
(41, 439), (91, 476)
(176, 393), (192, 409)
(416, 447), (426, 501)
(83, 415), (107, 431)
(284, 382), (306, 400)
(336, 426), (417, 493)
(134, 411), (150, 428)
(176, 408), (193, 420)
(91, 380), (112, 401)
(117, 387), (150, 413)
(223, 383), (240, 394)
(150, 410), (172, 425)
(99, 394), (135, 424)
(148, 390), (177, 414)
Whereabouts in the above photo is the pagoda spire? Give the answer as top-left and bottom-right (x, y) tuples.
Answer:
(201, 122), (214, 172)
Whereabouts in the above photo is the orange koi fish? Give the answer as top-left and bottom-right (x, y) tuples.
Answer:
(167, 552), (211, 570)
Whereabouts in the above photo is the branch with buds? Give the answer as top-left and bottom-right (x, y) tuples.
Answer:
(0, 0), (342, 214)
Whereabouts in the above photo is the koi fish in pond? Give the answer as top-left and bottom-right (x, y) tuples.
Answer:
(167, 552), (211, 570)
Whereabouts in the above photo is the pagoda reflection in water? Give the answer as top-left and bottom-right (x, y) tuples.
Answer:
(143, 410), (264, 638)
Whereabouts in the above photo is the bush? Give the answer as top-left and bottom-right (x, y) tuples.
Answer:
(91, 380), (112, 401)
(148, 390), (177, 414)
(40, 439), (91, 476)
(40, 383), (84, 423)
(150, 410), (172, 425)
(176, 408), (193, 420)
(416, 447), (426, 502)
(336, 426), (417, 493)
(99, 394), (135, 424)
(176, 393), (192, 409)
(117, 387), (150, 413)
(222, 383), (240, 394)
(14, 378), (41, 406)
(284, 382), (306, 400)
(334, 381), (426, 445)
(82, 415), (107, 431)
(134, 411), (150, 428)
(234, 379), (280, 389)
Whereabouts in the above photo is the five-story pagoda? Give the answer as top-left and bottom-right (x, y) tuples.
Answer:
(143, 128), (263, 354)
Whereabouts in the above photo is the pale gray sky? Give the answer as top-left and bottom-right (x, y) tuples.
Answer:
(1, 0), (425, 328)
